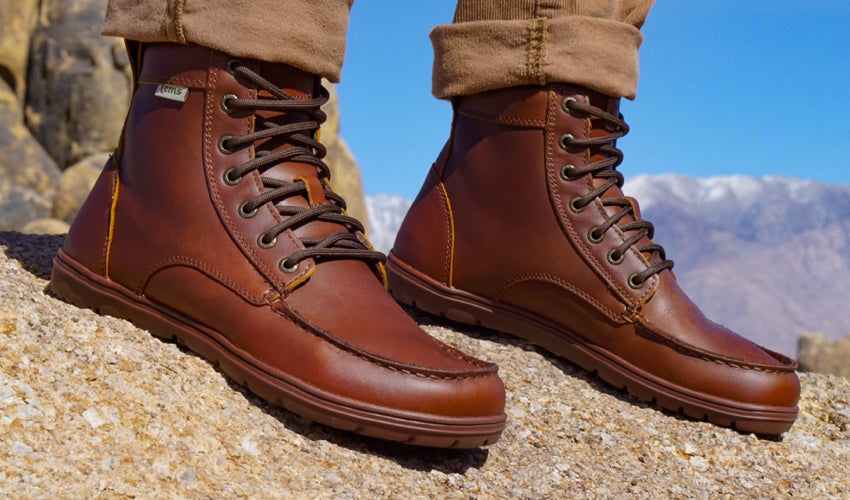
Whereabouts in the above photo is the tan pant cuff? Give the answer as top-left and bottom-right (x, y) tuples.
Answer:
(102, 0), (353, 82)
(431, 15), (643, 100)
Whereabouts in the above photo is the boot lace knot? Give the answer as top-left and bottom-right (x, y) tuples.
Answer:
(218, 60), (384, 272)
(560, 98), (674, 288)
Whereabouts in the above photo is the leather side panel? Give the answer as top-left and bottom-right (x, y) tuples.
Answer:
(62, 157), (117, 276)
(391, 165), (453, 285)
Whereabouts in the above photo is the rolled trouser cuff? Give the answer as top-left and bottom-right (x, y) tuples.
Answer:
(431, 15), (643, 100)
(102, 0), (353, 82)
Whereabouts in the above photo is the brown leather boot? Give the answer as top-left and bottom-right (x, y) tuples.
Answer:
(50, 43), (506, 448)
(388, 84), (800, 434)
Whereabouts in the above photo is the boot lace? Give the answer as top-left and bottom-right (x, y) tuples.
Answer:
(218, 60), (384, 272)
(560, 97), (674, 288)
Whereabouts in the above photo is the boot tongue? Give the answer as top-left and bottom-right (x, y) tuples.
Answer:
(251, 62), (341, 240)
(586, 91), (625, 202)
(585, 91), (657, 261)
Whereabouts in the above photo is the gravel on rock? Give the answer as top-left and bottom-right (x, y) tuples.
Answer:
(1, 232), (848, 499)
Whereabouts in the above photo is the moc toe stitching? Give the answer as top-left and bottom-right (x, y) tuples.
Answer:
(638, 317), (798, 372)
(275, 305), (498, 380)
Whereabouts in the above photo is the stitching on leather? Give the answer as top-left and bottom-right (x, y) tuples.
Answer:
(137, 256), (264, 305)
(432, 171), (454, 286)
(433, 338), (491, 368)
(494, 272), (624, 322)
(545, 92), (621, 297)
(138, 75), (205, 88)
(104, 163), (121, 279)
(549, 90), (636, 305)
(639, 316), (797, 372)
(457, 108), (546, 128)
(101, 163), (118, 277)
(202, 52), (298, 292)
(272, 303), (494, 380)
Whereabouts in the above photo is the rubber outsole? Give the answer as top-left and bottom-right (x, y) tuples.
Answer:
(49, 250), (505, 448)
(386, 253), (798, 436)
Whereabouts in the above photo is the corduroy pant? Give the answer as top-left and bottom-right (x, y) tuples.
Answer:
(103, 0), (654, 99)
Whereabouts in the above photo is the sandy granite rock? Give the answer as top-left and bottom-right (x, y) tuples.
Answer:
(18, 217), (69, 235)
(798, 332), (850, 378)
(0, 180), (52, 232)
(0, 79), (61, 196)
(0, 0), (40, 100)
(51, 152), (109, 224)
(1, 231), (848, 499)
(25, 0), (131, 169)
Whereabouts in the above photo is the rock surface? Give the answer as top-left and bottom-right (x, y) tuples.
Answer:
(51, 152), (109, 224)
(0, 79), (61, 195)
(24, 0), (131, 169)
(798, 332), (850, 378)
(0, 180), (52, 232)
(0, 0), (40, 100)
(2, 231), (849, 498)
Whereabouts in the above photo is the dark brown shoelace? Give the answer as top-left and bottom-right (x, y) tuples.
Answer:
(218, 60), (384, 272)
(560, 98), (674, 288)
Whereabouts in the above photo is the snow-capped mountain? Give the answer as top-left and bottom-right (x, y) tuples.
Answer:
(367, 175), (850, 357)
(366, 194), (411, 254)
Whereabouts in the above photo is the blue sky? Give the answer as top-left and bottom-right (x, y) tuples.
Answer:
(337, 1), (850, 199)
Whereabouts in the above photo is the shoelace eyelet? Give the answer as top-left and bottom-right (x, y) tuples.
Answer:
(607, 249), (624, 265)
(279, 259), (299, 273)
(559, 133), (575, 151)
(588, 227), (605, 244)
(560, 164), (575, 181)
(628, 273), (645, 289)
(569, 197), (585, 214)
(561, 97), (578, 114)
(220, 93), (239, 114)
(257, 233), (277, 249)
(238, 200), (258, 218)
(225, 59), (243, 75)
(218, 135), (236, 155)
(223, 168), (241, 186)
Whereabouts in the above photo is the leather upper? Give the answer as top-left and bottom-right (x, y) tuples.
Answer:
(63, 44), (506, 419)
(392, 84), (800, 409)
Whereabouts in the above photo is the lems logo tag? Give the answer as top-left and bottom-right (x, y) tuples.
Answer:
(154, 84), (189, 103)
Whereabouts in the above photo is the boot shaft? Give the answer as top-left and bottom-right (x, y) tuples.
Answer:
(66, 43), (373, 297)
(394, 84), (657, 317)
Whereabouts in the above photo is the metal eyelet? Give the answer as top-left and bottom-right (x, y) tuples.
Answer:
(561, 97), (578, 114)
(607, 249), (624, 265)
(588, 227), (605, 244)
(628, 273), (646, 289)
(238, 200), (257, 218)
(257, 233), (277, 249)
(279, 259), (299, 273)
(218, 135), (235, 155)
(220, 93), (238, 114)
(569, 197), (585, 214)
(223, 168), (241, 186)
(225, 59), (243, 75)
(559, 133), (574, 150)
(560, 164), (575, 181)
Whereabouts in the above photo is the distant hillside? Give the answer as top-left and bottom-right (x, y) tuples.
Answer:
(367, 175), (850, 357)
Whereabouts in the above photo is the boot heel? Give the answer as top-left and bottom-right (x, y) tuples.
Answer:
(387, 252), (484, 327)
(50, 250), (113, 316)
(50, 250), (157, 335)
